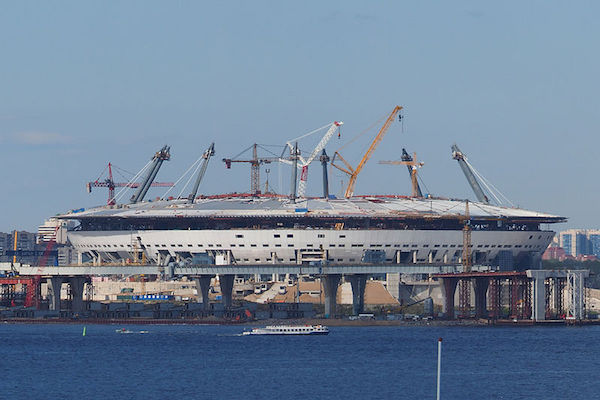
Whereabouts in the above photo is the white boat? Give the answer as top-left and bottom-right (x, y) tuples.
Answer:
(243, 325), (329, 335)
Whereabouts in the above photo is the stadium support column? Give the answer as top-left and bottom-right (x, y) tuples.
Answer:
(527, 270), (550, 321)
(47, 277), (63, 311)
(347, 274), (367, 315)
(322, 274), (341, 318)
(194, 275), (213, 311)
(69, 276), (87, 314)
(439, 277), (459, 319)
(219, 275), (235, 309)
(473, 277), (489, 319)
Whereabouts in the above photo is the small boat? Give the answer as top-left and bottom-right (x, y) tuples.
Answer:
(243, 325), (329, 336)
(116, 328), (149, 334)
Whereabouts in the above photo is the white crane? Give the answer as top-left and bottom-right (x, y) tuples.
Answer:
(281, 121), (343, 198)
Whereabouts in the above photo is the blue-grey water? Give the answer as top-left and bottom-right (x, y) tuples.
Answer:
(1, 323), (599, 399)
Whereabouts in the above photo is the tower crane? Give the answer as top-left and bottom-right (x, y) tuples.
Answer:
(87, 161), (174, 206)
(331, 106), (403, 198)
(222, 144), (282, 195)
(379, 151), (424, 197)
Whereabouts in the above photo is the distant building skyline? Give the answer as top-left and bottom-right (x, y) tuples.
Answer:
(544, 229), (600, 261)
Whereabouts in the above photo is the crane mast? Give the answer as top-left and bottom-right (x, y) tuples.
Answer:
(188, 143), (215, 203)
(320, 149), (330, 199)
(331, 106), (402, 198)
(462, 200), (472, 272)
(401, 149), (423, 197)
(87, 162), (173, 205)
(130, 145), (171, 204)
(379, 151), (424, 197)
(295, 121), (342, 198)
(451, 144), (489, 204)
(223, 144), (281, 195)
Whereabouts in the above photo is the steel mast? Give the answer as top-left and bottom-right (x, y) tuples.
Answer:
(451, 144), (489, 204)
(130, 145), (171, 204)
(188, 143), (215, 203)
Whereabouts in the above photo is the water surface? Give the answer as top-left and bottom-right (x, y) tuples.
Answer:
(1, 323), (598, 399)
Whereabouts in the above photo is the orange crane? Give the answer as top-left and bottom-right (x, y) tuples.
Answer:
(87, 162), (174, 205)
(331, 106), (403, 198)
(378, 151), (424, 197)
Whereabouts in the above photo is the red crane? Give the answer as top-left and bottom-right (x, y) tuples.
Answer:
(87, 162), (174, 205)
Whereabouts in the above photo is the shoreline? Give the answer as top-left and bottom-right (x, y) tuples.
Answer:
(3, 317), (598, 327)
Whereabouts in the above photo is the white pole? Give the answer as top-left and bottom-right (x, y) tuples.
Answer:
(437, 337), (442, 400)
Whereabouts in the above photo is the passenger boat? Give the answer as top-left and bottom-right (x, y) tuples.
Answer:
(243, 325), (329, 335)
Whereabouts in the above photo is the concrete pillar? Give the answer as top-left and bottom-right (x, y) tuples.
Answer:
(194, 275), (213, 311)
(219, 274), (235, 309)
(322, 274), (341, 318)
(47, 277), (63, 311)
(347, 274), (367, 315)
(527, 270), (551, 321)
(550, 278), (560, 317)
(68, 276), (87, 314)
(439, 277), (458, 319)
(473, 277), (489, 319)
(533, 273), (546, 321)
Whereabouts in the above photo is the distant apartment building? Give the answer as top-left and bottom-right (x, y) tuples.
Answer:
(37, 218), (71, 244)
(0, 230), (38, 263)
(558, 229), (600, 257)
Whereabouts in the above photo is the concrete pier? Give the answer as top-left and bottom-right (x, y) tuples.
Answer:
(322, 274), (341, 318)
(528, 270), (549, 321)
(347, 274), (367, 315)
(47, 277), (63, 311)
(439, 277), (458, 318)
(194, 275), (213, 311)
(68, 276), (87, 313)
(219, 274), (235, 309)
(473, 277), (489, 318)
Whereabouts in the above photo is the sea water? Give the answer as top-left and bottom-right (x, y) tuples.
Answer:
(1, 323), (599, 399)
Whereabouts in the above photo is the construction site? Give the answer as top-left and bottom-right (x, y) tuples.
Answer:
(1, 105), (592, 325)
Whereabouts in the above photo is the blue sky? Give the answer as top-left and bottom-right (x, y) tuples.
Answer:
(1, 1), (599, 232)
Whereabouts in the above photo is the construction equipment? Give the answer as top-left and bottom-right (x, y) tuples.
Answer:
(293, 121), (342, 198)
(12, 230), (17, 264)
(462, 200), (472, 272)
(222, 144), (281, 195)
(130, 145), (171, 204)
(290, 142), (299, 201)
(401, 149), (423, 197)
(451, 144), (490, 204)
(87, 162), (174, 205)
(188, 143), (215, 203)
(320, 149), (330, 198)
(331, 106), (402, 198)
(38, 225), (60, 267)
(379, 150), (424, 197)
(458, 200), (473, 317)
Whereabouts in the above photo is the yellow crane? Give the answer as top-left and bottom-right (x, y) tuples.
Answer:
(378, 152), (424, 197)
(331, 105), (403, 198)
